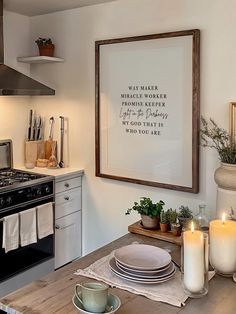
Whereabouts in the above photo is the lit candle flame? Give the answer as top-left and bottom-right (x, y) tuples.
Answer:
(222, 212), (226, 225)
(191, 221), (194, 233)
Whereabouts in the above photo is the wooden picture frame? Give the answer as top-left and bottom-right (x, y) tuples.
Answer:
(95, 29), (200, 193)
(229, 102), (236, 145)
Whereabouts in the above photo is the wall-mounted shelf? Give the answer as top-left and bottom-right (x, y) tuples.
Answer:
(17, 56), (64, 64)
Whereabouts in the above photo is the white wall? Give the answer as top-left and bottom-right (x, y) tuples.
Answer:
(1, 11), (31, 167)
(29, 0), (236, 254)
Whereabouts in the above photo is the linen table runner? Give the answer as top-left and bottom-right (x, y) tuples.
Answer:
(76, 251), (187, 307)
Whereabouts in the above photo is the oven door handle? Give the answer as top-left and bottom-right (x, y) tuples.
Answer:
(55, 223), (74, 230)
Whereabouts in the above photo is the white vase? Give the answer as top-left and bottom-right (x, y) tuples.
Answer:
(214, 163), (236, 218)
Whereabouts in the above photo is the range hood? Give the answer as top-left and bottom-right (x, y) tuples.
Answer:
(0, 0), (55, 96)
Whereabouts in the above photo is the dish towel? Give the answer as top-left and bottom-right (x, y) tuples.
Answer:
(75, 250), (215, 308)
(37, 202), (54, 239)
(2, 213), (19, 253)
(19, 208), (37, 246)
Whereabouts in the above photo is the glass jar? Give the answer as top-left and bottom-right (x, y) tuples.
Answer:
(195, 204), (209, 231)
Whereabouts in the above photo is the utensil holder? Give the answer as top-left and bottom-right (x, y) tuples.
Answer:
(25, 140), (45, 169)
(181, 232), (209, 298)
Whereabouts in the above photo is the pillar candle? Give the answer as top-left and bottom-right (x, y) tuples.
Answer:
(183, 225), (205, 293)
(209, 219), (236, 274)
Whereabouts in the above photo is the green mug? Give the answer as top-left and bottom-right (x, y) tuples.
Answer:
(75, 281), (109, 313)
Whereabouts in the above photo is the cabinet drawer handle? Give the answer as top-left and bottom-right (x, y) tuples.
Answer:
(55, 223), (74, 230)
(64, 183), (70, 188)
(64, 196), (70, 201)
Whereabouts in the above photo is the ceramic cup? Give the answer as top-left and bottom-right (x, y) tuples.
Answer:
(75, 281), (109, 313)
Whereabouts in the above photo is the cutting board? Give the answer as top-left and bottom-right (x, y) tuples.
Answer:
(45, 139), (57, 160)
(128, 220), (182, 246)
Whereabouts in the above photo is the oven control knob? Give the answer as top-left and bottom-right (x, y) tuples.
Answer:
(44, 185), (51, 194)
(36, 188), (42, 196)
(6, 196), (12, 206)
(27, 193), (33, 200)
(0, 198), (4, 207)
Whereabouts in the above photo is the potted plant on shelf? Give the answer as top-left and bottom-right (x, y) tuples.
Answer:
(177, 205), (193, 229)
(168, 208), (182, 236)
(35, 37), (55, 57)
(159, 210), (169, 233)
(125, 197), (165, 230)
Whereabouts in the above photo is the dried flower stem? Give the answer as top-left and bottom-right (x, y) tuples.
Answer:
(200, 116), (236, 164)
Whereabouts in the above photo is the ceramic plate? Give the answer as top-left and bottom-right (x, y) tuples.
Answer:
(109, 258), (176, 284)
(114, 244), (171, 270)
(72, 292), (121, 314)
(116, 260), (171, 275)
(115, 259), (175, 279)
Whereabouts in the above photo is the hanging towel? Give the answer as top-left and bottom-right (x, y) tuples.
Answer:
(37, 202), (54, 239)
(20, 208), (37, 246)
(2, 213), (19, 253)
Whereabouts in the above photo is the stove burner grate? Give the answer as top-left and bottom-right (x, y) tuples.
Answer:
(0, 169), (45, 188)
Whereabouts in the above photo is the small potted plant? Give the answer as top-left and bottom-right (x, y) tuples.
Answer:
(167, 208), (181, 236)
(178, 205), (193, 229)
(125, 197), (165, 229)
(35, 37), (55, 57)
(159, 210), (169, 233)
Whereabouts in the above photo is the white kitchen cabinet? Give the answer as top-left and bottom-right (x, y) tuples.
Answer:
(54, 172), (83, 269)
(55, 211), (81, 269)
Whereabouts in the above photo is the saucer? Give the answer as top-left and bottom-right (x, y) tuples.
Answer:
(72, 292), (121, 314)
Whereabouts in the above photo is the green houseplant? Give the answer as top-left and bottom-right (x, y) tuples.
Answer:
(166, 208), (181, 236)
(35, 37), (55, 57)
(167, 208), (178, 224)
(178, 205), (193, 229)
(159, 210), (168, 233)
(125, 197), (165, 229)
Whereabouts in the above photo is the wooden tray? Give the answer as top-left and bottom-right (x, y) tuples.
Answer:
(128, 221), (182, 246)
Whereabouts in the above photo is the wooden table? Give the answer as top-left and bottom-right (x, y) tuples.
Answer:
(0, 233), (236, 314)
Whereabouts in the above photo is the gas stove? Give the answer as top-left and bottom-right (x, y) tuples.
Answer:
(0, 169), (48, 188)
(0, 169), (54, 212)
(0, 169), (50, 192)
(0, 140), (54, 212)
(0, 140), (55, 297)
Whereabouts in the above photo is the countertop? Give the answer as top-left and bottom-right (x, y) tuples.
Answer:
(18, 166), (84, 180)
(0, 233), (235, 314)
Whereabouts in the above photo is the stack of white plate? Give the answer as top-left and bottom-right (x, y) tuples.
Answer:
(109, 244), (176, 284)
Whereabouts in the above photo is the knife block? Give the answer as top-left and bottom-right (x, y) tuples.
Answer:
(25, 140), (45, 169)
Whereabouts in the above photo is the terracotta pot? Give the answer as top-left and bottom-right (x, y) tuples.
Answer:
(141, 214), (159, 230)
(160, 223), (168, 233)
(38, 44), (55, 57)
(214, 163), (236, 190)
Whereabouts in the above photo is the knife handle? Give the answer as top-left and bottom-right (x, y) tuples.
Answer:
(28, 128), (31, 141)
(32, 128), (36, 141)
(37, 128), (41, 140)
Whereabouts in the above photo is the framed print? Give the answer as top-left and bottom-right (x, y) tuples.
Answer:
(229, 102), (236, 145)
(95, 29), (200, 193)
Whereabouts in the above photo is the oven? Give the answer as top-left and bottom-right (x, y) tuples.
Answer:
(0, 140), (55, 297)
